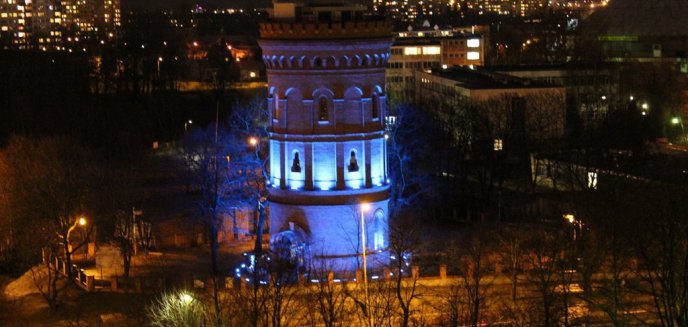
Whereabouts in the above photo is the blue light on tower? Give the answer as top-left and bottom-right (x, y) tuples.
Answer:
(260, 0), (392, 271)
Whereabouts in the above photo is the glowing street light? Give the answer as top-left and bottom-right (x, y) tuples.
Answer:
(179, 291), (193, 305)
(184, 120), (193, 132)
(157, 57), (163, 76)
(66, 216), (88, 254)
(248, 137), (259, 147)
(642, 103), (649, 110)
(563, 214), (582, 240)
(671, 117), (681, 125)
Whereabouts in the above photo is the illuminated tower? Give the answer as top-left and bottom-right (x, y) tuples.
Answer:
(259, 0), (392, 270)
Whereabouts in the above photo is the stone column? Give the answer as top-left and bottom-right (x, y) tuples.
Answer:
(336, 143), (345, 189)
(364, 139), (372, 188)
(279, 141), (286, 189)
(305, 142), (314, 190)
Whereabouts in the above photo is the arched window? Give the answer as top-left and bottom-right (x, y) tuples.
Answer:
(372, 95), (379, 119)
(373, 209), (385, 251)
(291, 152), (301, 173)
(273, 95), (280, 120)
(318, 97), (329, 121)
(348, 150), (359, 172)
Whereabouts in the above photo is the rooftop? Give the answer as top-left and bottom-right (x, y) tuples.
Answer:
(429, 67), (559, 90)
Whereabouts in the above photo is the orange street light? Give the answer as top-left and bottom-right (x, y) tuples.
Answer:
(248, 137), (259, 147)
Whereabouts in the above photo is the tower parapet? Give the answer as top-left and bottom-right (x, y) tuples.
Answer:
(260, 20), (393, 40)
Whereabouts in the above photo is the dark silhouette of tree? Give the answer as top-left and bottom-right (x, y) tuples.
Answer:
(0, 136), (101, 308)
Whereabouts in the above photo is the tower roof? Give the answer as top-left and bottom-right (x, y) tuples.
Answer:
(585, 0), (688, 37)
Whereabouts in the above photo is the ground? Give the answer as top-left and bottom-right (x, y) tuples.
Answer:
(1, 268), (152, 326)
(0, 241), (252, 326)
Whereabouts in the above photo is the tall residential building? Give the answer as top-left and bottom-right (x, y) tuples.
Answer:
(0, 0), (119, 50)
(260, 0), (392, 270)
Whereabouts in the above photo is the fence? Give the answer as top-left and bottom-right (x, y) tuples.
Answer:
(51, 256), (95, 292)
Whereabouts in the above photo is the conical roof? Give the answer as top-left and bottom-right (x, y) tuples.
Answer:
(585, 0), (688, 37)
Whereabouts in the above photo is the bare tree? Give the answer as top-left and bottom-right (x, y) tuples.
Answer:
(304, 258), (351, 327)
(114, 210), (135, 278)
(1, 136), (100, 308)
(522, 227), (570, 326)
(448, 224), (497, 327)
(388, 210), (423, 327)
(179, 99), (268, 326)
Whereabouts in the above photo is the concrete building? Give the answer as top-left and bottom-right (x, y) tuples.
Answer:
(387, 24), (486, 101)
(259, 0), (391, 270)
(0, 0), (120, 50)
(490, 64), (620, 125)
(415, 67), (566, 145)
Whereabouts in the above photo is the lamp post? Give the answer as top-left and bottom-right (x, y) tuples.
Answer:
(563, 214), (582, 240)
(66, 216), (87, 251)
(185, 120), (193, 132)
(157, 57), (163, 77)
(360, 202), (371, 326)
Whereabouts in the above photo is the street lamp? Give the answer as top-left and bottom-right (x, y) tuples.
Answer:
(67, 216), (87, 254)
(157, 57), (163, 77)
(179, 291), (193, 305)
(360, 202), (371, 325)
(185, 120), (193, 132)
(248, 137), (259, 147)
(563, 214), (582, 240)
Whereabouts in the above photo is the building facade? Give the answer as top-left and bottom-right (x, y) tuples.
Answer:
(387, 25), (486, 101)
(0, 0), (120, 50)
(415, 67), (566, 146)
(259, 0), (392, 270)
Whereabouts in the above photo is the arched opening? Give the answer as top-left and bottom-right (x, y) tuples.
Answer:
(318, 96), (329, 122)
(373, 209), (385, 251)
(348, 150), (359, 172)
(291, 151), (301, 173)
(372, 94), (379, 119)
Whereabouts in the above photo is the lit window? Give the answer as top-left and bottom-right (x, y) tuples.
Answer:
(467, 39), (480, 48)
(403, 47), (420, 55)
(422, 46), (441, 55)
(494, 139), (503, 151)
(587, 172), (598, 189)
(386, 115), (397, 126)
(318, 97), (329, 121)
(467, 51), (480, 60)
(273, 96), (279, 120)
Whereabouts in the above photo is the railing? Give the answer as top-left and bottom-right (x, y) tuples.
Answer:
(51, 256), (95, 292)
